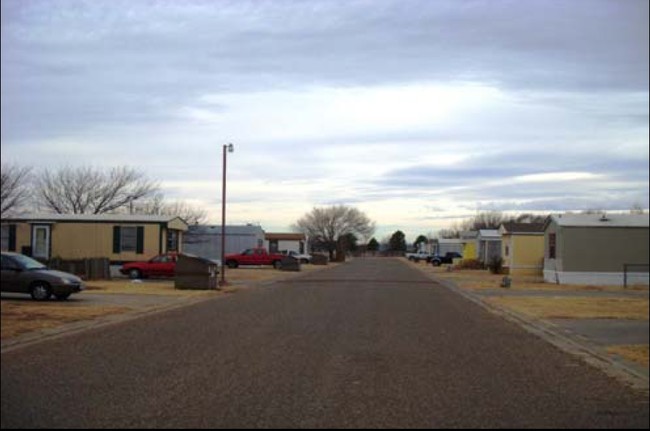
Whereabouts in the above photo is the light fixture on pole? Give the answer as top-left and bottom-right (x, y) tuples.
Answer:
(220, 142), (234, 287)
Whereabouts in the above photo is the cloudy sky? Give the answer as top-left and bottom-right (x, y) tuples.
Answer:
(2, 0), (648, 241)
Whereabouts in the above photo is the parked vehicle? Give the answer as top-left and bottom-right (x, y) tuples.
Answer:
(405, 251), (433, 262)
(1, 252), (85, 301)
(224, 248), (285, 269)
(120, 253), (178, 279)
(281, 250), (312, 264)
(430, 252), (463, 266)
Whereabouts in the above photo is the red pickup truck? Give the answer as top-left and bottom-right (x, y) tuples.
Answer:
(224, 248), (285, 269)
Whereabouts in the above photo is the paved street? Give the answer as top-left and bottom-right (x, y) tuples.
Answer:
(2, 258), (648, 428)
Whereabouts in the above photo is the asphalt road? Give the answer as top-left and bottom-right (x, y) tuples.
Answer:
(2, 258), (648, 428)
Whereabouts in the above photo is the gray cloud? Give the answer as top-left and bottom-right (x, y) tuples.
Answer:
(1, 0), (648, 231)
(3, 0), (648, 141)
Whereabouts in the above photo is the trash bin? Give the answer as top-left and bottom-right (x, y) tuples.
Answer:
(175, 253), (220, 290)
(280, 255), (301, 272)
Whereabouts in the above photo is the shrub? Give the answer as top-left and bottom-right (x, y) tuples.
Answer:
(487, 256), (504, 274)
(459, 259), (485, 270)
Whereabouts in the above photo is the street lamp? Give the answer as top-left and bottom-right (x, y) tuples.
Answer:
(220, 143), (234, 287)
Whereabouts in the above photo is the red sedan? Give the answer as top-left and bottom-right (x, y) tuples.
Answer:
(120, 253), (178, 279)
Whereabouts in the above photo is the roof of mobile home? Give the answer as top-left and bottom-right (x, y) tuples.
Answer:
(2, 213), (188, 225)
(546, 213), (649, 228)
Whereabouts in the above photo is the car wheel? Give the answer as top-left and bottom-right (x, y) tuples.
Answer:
(273, 260), (282, 269)
(129, 268), (142, 279)
(432, 260), (441, 267)
(300, 259), (309, 264)
(227, 260), (238, 269)
(30, 282), (52, 301)
(54, 293), (71, 301)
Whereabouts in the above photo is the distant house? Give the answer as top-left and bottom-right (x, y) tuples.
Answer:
(499, 222), (545, 276)
(182, 224), (265, 262)
(264, 233), (307, 254)
(0, 214), (188, 263)
(543, 213), (649, 286)
(460, 231), (479, 260)
(477, 229), (502, 265)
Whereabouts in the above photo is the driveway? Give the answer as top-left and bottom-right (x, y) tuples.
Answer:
(2, 258), (648, 428)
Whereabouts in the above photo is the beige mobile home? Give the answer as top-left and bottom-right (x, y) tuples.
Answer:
(543, 213), (649, 286)
(1, 214), (188, 263)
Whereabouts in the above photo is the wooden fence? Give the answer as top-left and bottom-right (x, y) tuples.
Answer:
(47, 257), (112, 280)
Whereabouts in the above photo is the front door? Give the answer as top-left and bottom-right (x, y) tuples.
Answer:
(32, 225), (51, 260)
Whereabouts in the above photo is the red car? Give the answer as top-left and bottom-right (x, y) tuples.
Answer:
(120, 253), (178, 279)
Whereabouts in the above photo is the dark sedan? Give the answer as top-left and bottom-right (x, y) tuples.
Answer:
(1, 252), (84, 300)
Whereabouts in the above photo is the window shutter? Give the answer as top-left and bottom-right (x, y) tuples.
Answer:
(113, 226), (121, 253)
(136, 226), (144, 254)
(8, 225), (16, 251)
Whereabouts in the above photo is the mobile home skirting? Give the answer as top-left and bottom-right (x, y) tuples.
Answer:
(543, 270), (649, 286)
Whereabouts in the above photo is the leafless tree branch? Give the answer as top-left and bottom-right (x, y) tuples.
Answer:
(1, 164), (32, 218)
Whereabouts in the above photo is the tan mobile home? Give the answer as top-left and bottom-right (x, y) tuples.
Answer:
(1, 214), (188, 263)
(543, 213), (649, 286)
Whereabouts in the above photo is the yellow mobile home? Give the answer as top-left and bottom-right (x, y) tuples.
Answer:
(1, 214), (188, 263)
(498, 222), (545, 276)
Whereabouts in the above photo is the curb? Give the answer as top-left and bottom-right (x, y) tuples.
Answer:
(421, 269), (649, 393)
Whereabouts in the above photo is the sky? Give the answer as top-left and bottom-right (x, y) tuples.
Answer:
(1, 0), (648, 242)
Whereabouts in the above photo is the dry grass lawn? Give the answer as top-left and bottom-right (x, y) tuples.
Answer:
(406, 259), (649, 293)
(86, 264), (337, 294)
(1, 301), (131, 340)
(85, 279), (215, 296)
(2, 263), (339, 341)
(485, 296), (650, 320)
(606, 344), (650, 367)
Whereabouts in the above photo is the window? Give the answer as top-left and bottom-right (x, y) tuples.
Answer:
(113, 226), (144, 254)
(548, 233), (556, 259)
(505, 246), (510, 257)
(121, 227), (137, 252)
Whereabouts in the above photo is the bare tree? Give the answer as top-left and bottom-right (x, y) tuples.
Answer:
(1, 164), (32, 218)
(630, 203), (646, 215)
(134, 193), (208, 225)
(465, 211), (507, 230)
(35, 166), (159, 214)
(294, 205), (375, 260)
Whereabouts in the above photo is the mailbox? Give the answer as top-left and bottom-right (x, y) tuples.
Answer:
(175, 253), (220, 290)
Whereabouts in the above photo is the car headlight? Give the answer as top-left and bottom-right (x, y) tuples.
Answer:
(59, 277), (75, 285)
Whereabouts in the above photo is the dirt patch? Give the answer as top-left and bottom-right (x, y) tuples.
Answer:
(485, 296), (649, 320)
(1, 301), (131, 340)
(607, 344), (650, 367)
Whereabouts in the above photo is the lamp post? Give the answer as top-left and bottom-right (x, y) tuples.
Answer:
(220, 142), (234, 287)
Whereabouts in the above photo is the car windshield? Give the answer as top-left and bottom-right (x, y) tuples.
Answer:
(11, 254), (47, 270)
